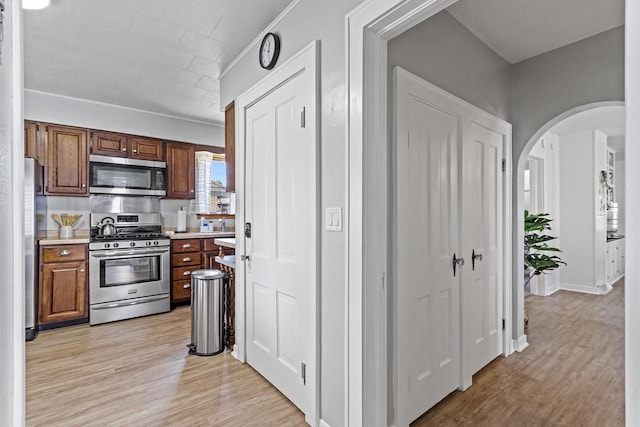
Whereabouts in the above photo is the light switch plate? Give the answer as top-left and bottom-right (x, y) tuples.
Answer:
(326, 207), (342, 231)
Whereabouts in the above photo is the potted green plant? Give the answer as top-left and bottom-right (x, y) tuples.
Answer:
(524, 211), (566, 325)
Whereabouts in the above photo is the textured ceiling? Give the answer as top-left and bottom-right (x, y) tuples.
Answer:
(23, 0), (294, 124)
(447, 0), (624, 64)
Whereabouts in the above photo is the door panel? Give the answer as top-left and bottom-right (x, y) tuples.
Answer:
(396, 69), (461, 425)
(462, 122), (504, 380)
(245, 71), (314, 414)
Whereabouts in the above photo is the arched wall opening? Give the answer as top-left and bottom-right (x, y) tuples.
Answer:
(513, 101), (625, 344)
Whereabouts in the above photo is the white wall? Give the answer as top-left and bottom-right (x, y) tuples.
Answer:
(558, 130), (608, 293)
(626, 2), (640, 423)
(528, 132), (561, 295)
(25, 90), (224, 147)
(387, 11), (512, 122)
(220, 1), (361, 424)
(0, 0), (25, 425)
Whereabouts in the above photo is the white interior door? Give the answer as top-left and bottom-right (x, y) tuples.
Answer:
(244, 67), (315, 416)
(395, 68), (461, 425)
(461, 121), (505, 385)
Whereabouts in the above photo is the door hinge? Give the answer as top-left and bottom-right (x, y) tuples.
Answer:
(502, 319), (505, 330)
(502, 159), (506, 172)
(301, 362), (306, 385)
(301, 107), (306, 128)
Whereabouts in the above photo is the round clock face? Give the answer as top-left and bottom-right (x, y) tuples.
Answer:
(259, 33), (281, 70)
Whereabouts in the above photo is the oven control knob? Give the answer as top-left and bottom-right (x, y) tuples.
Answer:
(113, 243), (119, 248)
(146, 241), (151, 246)
(130, 242), (136, 247)
(104, 243), (110, 249)
(154, 241), (159, 246)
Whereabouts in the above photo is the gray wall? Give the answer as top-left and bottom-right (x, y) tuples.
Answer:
(388, 11), (512, 122)
(0, 0), (23, 424)
(511, 26), (624, 159)
(220, 0), (361, 425)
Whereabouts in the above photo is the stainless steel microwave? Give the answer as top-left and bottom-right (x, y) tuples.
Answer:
(89, 155), (167, 196)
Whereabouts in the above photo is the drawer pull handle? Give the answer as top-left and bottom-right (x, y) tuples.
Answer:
(182, 244), (191, 248)
(59, 250), (72, 256)
(182, 257), (191, 262)
(183, 284), (191, 289)
(183, 271), (192, 276)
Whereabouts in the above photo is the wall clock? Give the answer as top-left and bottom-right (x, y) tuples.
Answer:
(259, 32), (281, 70)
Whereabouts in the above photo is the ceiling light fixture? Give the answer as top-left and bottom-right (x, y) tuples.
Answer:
(23, 0), (50, 10)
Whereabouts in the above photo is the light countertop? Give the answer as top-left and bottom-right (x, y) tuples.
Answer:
(214, 237), (235, 249)
(215, 255), (236, 269)
(39, 236), (90, 246)
(167, 231), (235, 239)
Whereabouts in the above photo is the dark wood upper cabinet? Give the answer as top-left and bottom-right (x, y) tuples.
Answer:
(91, 132), (164, 161)
(91, 131), (128, 157)
(46, 125), (88, 196)
(166, 141), (195, 199)
(130, 136), (164, 162)
(225, 102), (235, 192)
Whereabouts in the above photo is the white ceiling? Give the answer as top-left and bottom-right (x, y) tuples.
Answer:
(447, 0), (624, 64)
(23, 0), (293, 124)
(549, 106), (625, 152)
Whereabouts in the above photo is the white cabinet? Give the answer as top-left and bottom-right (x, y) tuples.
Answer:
(606, 238), (625, 285)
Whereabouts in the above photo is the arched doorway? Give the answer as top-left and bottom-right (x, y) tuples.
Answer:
(514, 101), (625, 340)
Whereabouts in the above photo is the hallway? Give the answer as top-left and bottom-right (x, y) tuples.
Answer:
(414, 280), (624, 426)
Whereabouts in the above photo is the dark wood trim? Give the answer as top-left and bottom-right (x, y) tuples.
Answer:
(225, 103), (236, 192)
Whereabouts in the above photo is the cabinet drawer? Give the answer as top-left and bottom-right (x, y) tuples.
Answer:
(173, 266), (201, 280)
(42, 245), (87, 263)
(172, 279), (192, 301)
(171, 239), (202, 253)
(172, 252), (202, 267)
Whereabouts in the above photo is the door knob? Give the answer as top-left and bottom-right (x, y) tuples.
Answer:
(452, 253), (464, 277)
(241, 255), (250, 261)
(472, 249), (483, 270)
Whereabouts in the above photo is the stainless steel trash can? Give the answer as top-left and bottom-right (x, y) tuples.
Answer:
(188, 269), (226, 356)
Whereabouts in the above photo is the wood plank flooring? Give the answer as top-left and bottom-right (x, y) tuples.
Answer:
(28, 280), (624, 426)
(26, 306), (305, 426)
(413, 279), (625, 426)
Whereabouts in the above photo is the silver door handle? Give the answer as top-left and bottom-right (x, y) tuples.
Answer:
(59, 250), (72, 256)
(182, 257), (191, 262)
(183, 271), (192, 276)
(472, 250), (483, 270)
(182, 244), (191, 248)
(183, 283), (191, 289)
(452, 253), (464, 277)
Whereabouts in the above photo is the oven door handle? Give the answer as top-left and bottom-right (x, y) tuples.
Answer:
(91, 295), (169, 310)
(91, 248), (170, 258)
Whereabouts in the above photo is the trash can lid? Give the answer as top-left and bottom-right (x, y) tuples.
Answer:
(191, 269), (226, 280)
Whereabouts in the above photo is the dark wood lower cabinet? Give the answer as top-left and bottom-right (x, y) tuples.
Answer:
(39, 244), (89, 327)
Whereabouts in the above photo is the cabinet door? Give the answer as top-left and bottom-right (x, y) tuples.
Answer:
(39, 261), (88, 324)
(166, 141), (195, 199)
(24, 121), (45, 164)
(46, 125), (88, 195)
(130, 136), (164, 162)
(91, 131), (128, 157)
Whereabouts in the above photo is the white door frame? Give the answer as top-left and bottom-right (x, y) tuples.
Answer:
(235, 40), (319, 425)
(345, 1), (512, 425)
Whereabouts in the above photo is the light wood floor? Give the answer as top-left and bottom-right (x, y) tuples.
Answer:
(28, 280), (624, 426)
(26, 306), (305, 427)
(413, 279), (625, 426)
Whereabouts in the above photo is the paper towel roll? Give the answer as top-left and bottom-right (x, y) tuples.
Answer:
(177, 207), (187, 233)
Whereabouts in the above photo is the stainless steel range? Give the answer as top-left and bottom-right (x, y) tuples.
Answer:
(89, 211), (170, 325)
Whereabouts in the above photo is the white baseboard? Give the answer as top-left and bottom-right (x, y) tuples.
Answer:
(319, 419), (331, 427)
(558, 282), (610, 295)
(513, 335), (529, 352)
(610, 273), (625, 285)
